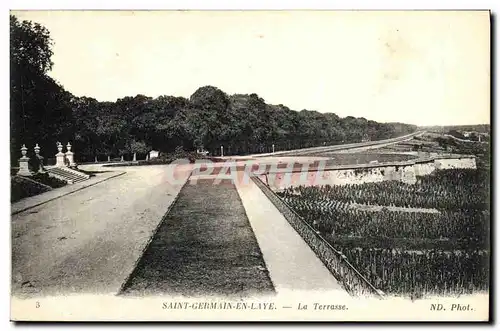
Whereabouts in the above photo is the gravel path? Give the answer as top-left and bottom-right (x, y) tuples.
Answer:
(120, 177), (275, 298)
(11, 165), (190, 298)
(11, 170), (125, 215)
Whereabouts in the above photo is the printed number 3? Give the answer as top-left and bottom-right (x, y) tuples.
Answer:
(36, 301), (40, 308)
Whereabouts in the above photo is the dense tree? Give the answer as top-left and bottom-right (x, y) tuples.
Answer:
(10, 15), (53, 74)
(10, 15), (74, 164)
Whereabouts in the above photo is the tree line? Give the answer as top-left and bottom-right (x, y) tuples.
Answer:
(10, 15), (417, 164)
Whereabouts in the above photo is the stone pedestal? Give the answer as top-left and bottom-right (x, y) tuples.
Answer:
(56, 142), (66, 167)
(17, 157), (32, 176)
(133, 153), (137, 161)
(65, 142), (76, 167)
(107, 155), (111, 162)
(36, 156), (45, 173)
(56, 153), (66, 167)
(17, 145), (32, 176)
(121, 155), (124, 162)
(34, 144), (45, 173)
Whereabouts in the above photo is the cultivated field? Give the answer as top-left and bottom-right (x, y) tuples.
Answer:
(275, 168), (490, 298)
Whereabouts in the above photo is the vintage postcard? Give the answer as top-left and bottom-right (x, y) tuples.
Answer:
(9, 10), (491, 322)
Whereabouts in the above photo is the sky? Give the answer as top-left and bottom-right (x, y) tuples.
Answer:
(12, 10), (490, 126)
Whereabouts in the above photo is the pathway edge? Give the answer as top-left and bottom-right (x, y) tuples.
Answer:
(11, 172), (126, 215)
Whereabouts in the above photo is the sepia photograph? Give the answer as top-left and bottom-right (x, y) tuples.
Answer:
(9, 9), (491, 322)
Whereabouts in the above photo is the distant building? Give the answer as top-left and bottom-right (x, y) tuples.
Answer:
(149, 150), (159, 159)
(197, 148), (209, 156)
(478, 133), (489, 142)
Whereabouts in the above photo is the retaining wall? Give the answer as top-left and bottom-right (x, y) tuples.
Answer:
(261, 156), (476, 190)
(434, 157), (477, 170)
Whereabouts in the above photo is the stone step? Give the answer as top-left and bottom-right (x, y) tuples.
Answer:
(47, 167), (90, 184)
(59, 166), (91, 179)
(49, 173), (87, 182)
(49, 170), (86, 180)
(48, 169), (80, 176)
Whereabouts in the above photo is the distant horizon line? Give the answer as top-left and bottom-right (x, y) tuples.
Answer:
(417, 123), (491, 128)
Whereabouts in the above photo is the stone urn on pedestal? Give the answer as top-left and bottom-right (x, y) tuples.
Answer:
(34, 144), (46, 173)
(65, 142), (76, 168)
(17, 144), (32, 176)
(55, 142), (66, 167)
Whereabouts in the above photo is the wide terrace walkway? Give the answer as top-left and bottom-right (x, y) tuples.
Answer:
(12, 164), (348, 298)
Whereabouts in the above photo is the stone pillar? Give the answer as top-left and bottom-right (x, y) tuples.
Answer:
(120, 155), (124, 162)
(221, 146), (224, 157)
(272, 144), (275, 153)
(34, 144), (45, 174)
(95, 156), (98, 163)
(133, 153), (137, 161)
(17, 144), (32, 176)
(65, 142), (76, 167)
(107, 155), (111, 162)
(55, 142), (66, 167)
